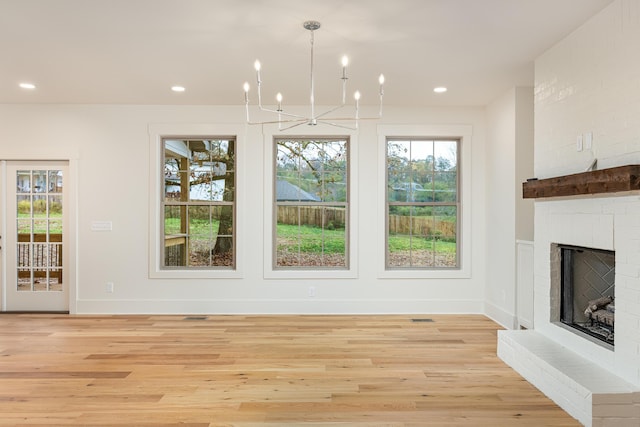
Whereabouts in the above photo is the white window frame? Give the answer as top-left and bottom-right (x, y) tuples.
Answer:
(148, 124), (244, 279)
(263, 126), (358, 279)
(377, 124), (472, 279)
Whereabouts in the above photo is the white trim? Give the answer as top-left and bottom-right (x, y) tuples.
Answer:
(263, 125), (359, 279)
(0, 161), (5, 310)
(148, 123), (245, 279)
(485, 301), (517, 329)
(377, 124), (473, 279)
(75, 297), (483, 315)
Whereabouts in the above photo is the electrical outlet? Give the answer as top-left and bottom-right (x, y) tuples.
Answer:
(576, 135), (583, 151)
(106, 282), (114, 293)
(308, 286), (316, 297)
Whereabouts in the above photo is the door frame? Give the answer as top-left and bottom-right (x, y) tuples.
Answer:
(0, 158), (78, 313)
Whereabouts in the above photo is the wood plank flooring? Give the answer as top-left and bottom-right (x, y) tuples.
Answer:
(0, 314), (580, 426)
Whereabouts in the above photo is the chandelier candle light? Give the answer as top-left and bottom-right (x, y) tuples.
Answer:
(243, 20), (384, 130)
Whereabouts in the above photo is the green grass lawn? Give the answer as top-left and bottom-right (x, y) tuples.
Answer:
(165, 218), (456, 255)
(388, 234), (456, 254)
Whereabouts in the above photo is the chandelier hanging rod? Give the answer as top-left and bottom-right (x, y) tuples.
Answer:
(243, 20), (385, 131)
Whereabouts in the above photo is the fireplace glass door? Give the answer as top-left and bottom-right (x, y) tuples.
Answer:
(560, 245), (615, 345)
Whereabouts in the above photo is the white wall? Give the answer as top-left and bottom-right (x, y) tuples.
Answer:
(484, 87), (534, 328)
(535, 0), (640, 178)
(0, 103), (489, 314)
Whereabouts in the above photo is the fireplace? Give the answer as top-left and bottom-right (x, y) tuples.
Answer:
(554, 244), (615, 347)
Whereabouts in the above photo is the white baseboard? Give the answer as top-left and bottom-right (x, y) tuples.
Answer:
(484, 301), (517, 329)
(75, 298), (484, 315)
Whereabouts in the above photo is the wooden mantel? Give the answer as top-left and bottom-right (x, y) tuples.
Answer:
(523, 165), (640, 199)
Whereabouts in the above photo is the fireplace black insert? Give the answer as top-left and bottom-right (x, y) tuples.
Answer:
(560, 244), (615, 345)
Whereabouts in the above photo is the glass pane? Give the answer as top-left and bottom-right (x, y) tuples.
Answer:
(49, 195), (62, 217)
(17, 243), (31, 267)
(164, 154), (182, 202)
(164, 205), (184, 235)
(49, 243), (62, 272)
(190, 169), (213, 202)
(320, 171), (347, 202)
(33, 195), (46, 217)
(17, 195), (30, 218)
(276, 205), (300, 266)
(299, 230), (323, 267)
(410, 140), (434, 202)
(46, 272), (63, 291)
(323, 141), (347, 168)
(32, 170), (47, 193)
(211, 205), (234, 267)
(33, 243), (48, 268)
(387, 205), (412, 267)
(322, 206), (346, 267)
(164, 243), (186, 267)
(17, 219), (31, 235)
(188, 206), (212, 266)
(299, 140), (321, 165)
(434, 140), (457, 172)
(33, 219), (48, 234)
(49, 219), (63, 235)
(434, 206), (457, 267)
(211, 140), (235, 202)
(387, 141), (411, 202)
(48, 170), (63, 193)
(276, 141), (300, 184)
(17, 269), (31, 291)
(17, 170), (31, 193)
(411, 206), (435, 267)
(434, 172), (457, 202)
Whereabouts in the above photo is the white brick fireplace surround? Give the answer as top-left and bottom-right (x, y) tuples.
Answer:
(499, 195), (640, 426)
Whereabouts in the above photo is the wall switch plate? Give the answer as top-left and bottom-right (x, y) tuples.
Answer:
(308, 286), (316, 297)
(585, 132), (593, 150)
(576, 135), (583, 151)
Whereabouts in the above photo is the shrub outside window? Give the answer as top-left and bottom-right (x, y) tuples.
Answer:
(162, 138), (235, 269)
(275, 138), (348, 269)
(386, 138), (459, 269)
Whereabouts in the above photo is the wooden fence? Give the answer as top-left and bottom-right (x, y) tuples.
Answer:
(388, 215), (456, 238)
(277, 206), (455, 237)
(277, 206), (346, 228)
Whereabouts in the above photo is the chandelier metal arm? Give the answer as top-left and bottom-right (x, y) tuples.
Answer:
(312, 101), (348, 121)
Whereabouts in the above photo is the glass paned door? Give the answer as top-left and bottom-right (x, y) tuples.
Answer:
(4, 162), (68, 311)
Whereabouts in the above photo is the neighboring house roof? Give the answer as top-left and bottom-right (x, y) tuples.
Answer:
(276, 180), (320, 202)
(166, 178), (319, 202)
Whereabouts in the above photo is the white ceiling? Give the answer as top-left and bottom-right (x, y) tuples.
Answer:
(0, 0), (613, 107)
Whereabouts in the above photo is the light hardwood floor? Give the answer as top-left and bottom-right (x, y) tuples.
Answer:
(0, 314), (580, 426)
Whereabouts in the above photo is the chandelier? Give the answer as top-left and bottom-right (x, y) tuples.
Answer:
(243, 20), (384, 131)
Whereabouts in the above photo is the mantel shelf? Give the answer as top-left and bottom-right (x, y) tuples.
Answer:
(523, 165), (640, 199)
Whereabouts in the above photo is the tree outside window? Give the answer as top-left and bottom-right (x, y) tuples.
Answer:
(386, 139), (459, 268)
(275, 138), (348, 268)
(162, 138), (235, 268)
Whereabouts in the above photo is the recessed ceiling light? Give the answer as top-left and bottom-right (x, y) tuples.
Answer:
(19, 82), (36, 89)
(433, 87), (447, 93)
(171, 86), (185, 92)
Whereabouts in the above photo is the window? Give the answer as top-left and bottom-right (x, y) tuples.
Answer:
(386, 138), (459, 269)
(274, 137), (348, 268)
(162, 138), (235, 269)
